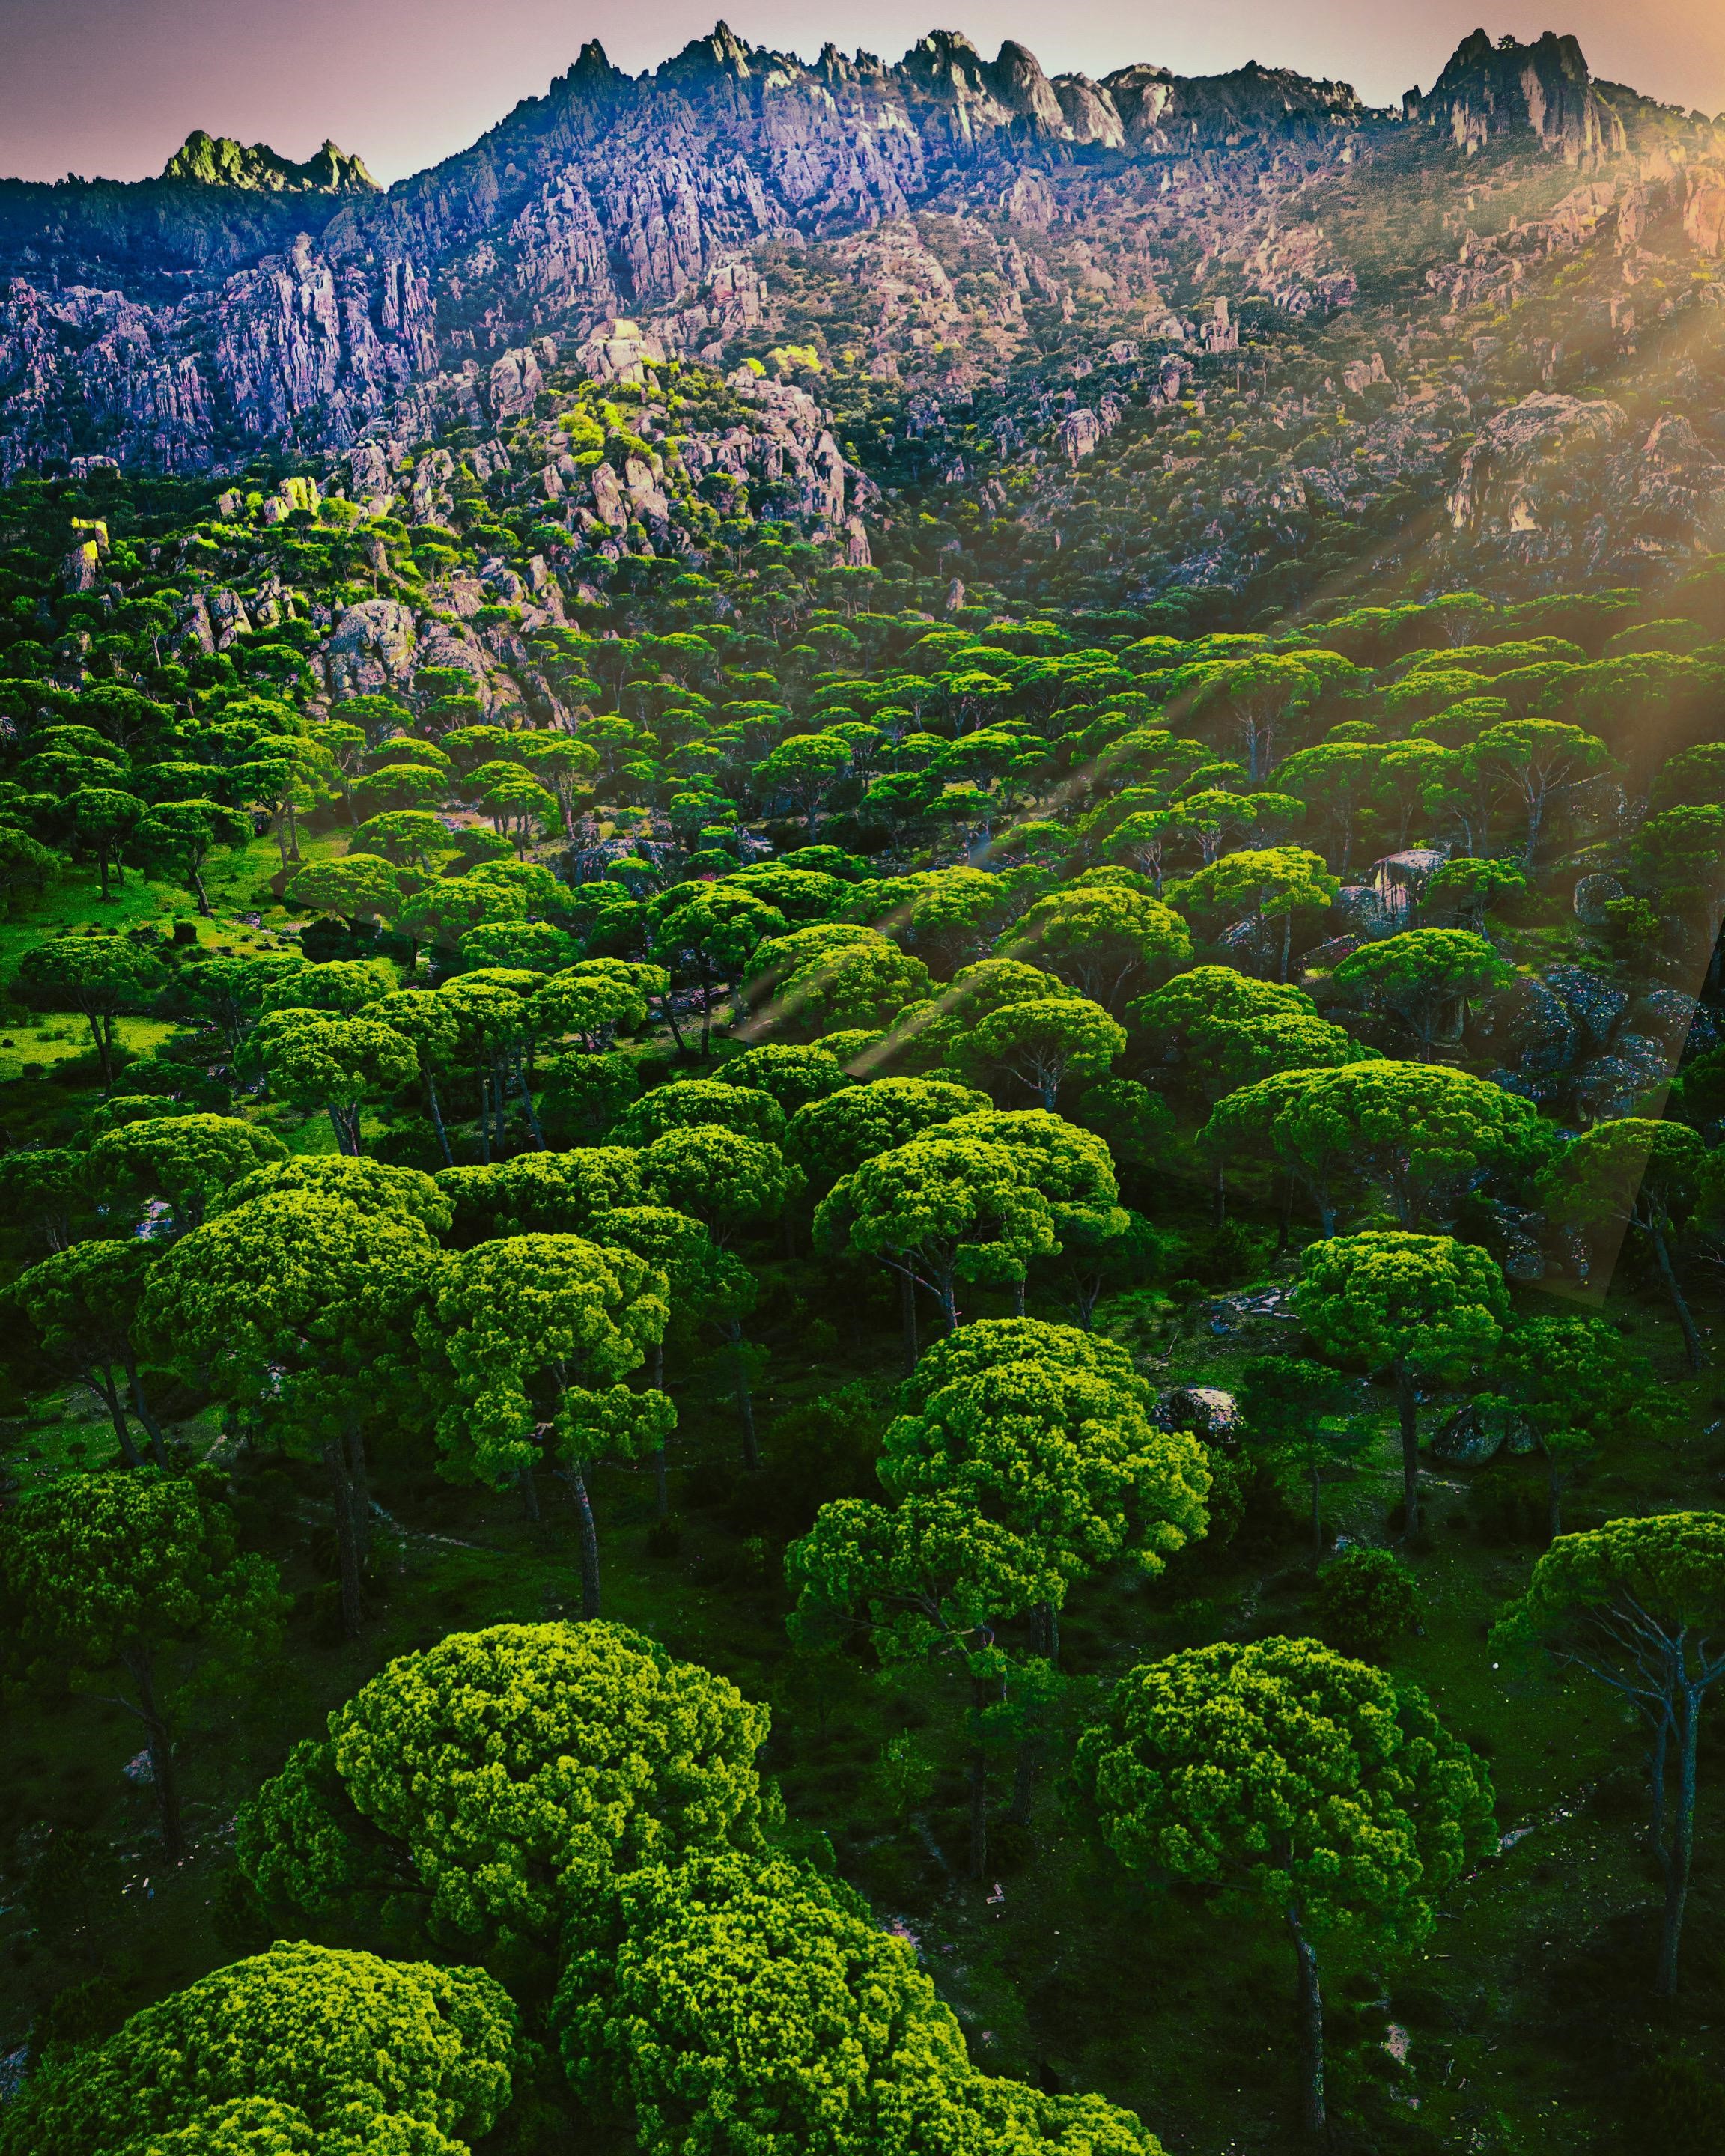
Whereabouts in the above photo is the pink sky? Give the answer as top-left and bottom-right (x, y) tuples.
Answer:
(1, 1), (1721, 187)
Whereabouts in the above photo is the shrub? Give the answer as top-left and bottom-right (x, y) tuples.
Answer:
(1313, 1547), (1419, 1660)
(1634, 2054), (1725, 2156)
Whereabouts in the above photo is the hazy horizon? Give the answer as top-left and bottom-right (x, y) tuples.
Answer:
(0, 0), (1721, 191)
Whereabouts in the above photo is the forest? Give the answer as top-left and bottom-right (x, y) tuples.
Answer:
(4, 320), (1725, 2156)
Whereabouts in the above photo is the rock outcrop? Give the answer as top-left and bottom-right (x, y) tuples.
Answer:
(160, 131), (379, 192)
(1405, 31), (1628, 166)
(1448, 392), (1725, 576)
(0, 21), (1384, 475)
(0, 17), (1713, 520)
(1107, 58), (1369, 150)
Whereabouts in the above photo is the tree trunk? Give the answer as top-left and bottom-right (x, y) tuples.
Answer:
(1649, 1705), (1671, 1925)
(426, 1073), (454, 1166)
(1524, 788), (1544, 873)
(345, 1417), (372, 1562)
(1649, 1222), (1703, 1374)
(127, 1648), (183, 1862)
(124, 1352), (171, 1469)
(517, 1464), (541, 1523)
(191, 869), (211, 918)
(1012, 1276), (1026, 1318)
(660, 992), (690, 1058)
(493, 1057), (511, 1156)
(324, 1439), (364, 1639)
(725, 1321), (759, 1472)
(1395, 1357), (1422, 1535)
(1279, 908), (1292, 984)
(1311, 1459), (1324, 1566)
(651, 1342), (669, 1518)
(898, 1267), (919, 1377)
(1211, 1157), (1227, 1231)
(515, 1059), (545, 1150)
(95, 1368), (143, 1468)
(1658, 1685), (1702, 1997)
(968, 1672), (989, 1880)
(562, 1463), (603, 1618)
(1287, 1905), (1327, 2137)
(87, 1011), (115, 1091)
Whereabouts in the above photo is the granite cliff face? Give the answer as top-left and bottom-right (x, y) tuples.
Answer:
(0, 22), (1645, 481)
(1, 20), (1722, 608)
(1404, 29), (1628, 165)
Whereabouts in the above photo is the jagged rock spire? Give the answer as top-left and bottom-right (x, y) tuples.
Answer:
(1405, 29), (1627, 165)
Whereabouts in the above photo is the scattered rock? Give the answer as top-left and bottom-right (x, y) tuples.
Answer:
(1572, 871), (1624, 926)
(1429, 1398), (1537, 1465)
(1542, 965), (1627, 1047)
(1370, 849), (1449, 922)
(1153, 1386), (1244, 1449)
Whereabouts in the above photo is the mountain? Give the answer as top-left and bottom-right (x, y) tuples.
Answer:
(0, 22), (1722, 603)
(159, 130), (379, 193)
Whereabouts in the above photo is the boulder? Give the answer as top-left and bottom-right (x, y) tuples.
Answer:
(588, 461), (630, 530)
(60, 540), (100, 593)
(486, 342), (547, 422)
(1631, 989), (1702, 1049)
(1428, 1397), (1537, 1465)
(324, 597), (416, 695)
(1476, 975), (1579, 1078)
(1153, 1386), (1244, 1451)
(1572, 871), (1623, 926)
(1542, 965), (1627, 1047)
(577, 314), (664, 383)
(1341, 351), (1389, 395)
(1057, 408), (1106, 464)
(1575, 1032), (1672, 1121)
(1684, 165), (1725, 256)
(174, 593), (216, 657)
(409, 449), (454, 527)
(1335, 884), (1391, 937)
(207, 588), (252, 648)
(1300, 933), (1362, 972)
(1369, 849), (1448, 922)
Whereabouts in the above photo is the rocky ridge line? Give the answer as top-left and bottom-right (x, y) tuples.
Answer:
(5, 24), (1700, 481)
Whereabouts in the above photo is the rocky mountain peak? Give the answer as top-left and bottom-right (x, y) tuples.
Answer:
(568, 40), (620, 85)
(160, 129), (378, 192)
(899, 30), (986, 92)
(988, 40), (1067, 135)
(667, 20), (758, 82)
(1405, 28), (1626, 165)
